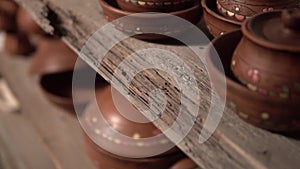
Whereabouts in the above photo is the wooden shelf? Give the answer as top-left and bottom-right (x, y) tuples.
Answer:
(9, 0), (300, 169)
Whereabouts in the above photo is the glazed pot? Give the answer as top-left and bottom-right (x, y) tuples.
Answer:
(0, 32), (34, 55)
(80, 85), (197, 169)
(216, 0), (300, 22)
(231, 9), (300, 100)
(116, 0), (197, 12)
(16, 7), (45, 36)
(30, 38), (103, 113)
(206, 30), (300, 132)
(202, 0), (241, 37)
(99, 0), (201, 40)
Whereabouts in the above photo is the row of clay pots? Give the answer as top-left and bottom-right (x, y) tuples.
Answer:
(206, 9), (300, 132)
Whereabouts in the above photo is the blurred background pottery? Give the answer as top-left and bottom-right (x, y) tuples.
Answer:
(231, 9), (300, 100)
(202, 0), (241, 37)
(0, 32), (34, 55)
(216, 0), (300, 22)
(30, 38), (103, 113)
(99, 0), (202, 40)
(16, 7), (45, 36)
(206, 30), (300, 132)
(116, 0), (197, 12)
(80, 85), (197, 169)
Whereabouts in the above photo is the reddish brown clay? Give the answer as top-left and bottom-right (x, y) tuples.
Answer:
(202, 0), (241, 37)
(0, 0), (18, 17)
(116, 0), (197, 12)
(99, 0), (202, 40)
(81, 85), (197, 169)
(16, 7), (45, 35)
(30, 38), (101, 112)
(1, 33), (34, 55)
(231, 10), (300, 100)
(216, 0), (300, 22)
(206, 30), (300, 132)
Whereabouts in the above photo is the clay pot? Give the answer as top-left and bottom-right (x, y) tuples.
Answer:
(16, 7), (45, 35)
(206, 30), (300, 132)
(80, 85), (197, 169)
(30, 38), (102, 112)
(0, 32), (34, 55)
(216, 0), (300, 22)
(202, 0), (241, 37)
(116, 0), (197, 12)
(231, 10), (300, 100)
(99, 0), (201, 40)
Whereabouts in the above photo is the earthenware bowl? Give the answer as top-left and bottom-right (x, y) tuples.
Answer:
(80, 85), (197, 168)
(16, 7), (45, 35)
(231, 10), (300, 100)
(0, 32), (34, 55)
(216, 0), (300, 22)
(116, 0), (197, 12)
(202, 0), (241, 37)
(30, 38), (101, 113)
(206, 30), (300, 132)
(99, 0), (201, 40)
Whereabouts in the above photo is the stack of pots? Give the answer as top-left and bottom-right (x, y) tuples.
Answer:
(201, 0), (300, 37)
(206, 9), (300, 132)
(80, 85), (197, 169)
(98, 0), (202, 40)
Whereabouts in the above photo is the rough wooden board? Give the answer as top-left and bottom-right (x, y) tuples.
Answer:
(13, 0), (300, 169)
(0, 54), (95, 169)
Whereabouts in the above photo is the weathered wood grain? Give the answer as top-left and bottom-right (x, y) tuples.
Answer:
(12, 0), (300, 169)
(0, 54), (96, 169)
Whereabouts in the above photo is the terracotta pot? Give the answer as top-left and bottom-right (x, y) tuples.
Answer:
(201, 0), (241, 37)
(99, 0), (202, 40)
(16, 7), (45, 35)
(0, 32), (34, 55)
(231, 9), (300, 100)
(206, 30), (300, 132)
(216, 0), (300, 22)
(80, 85), (197, 169)
(116, 0), (197, 12)
(30, 38), (103, 113)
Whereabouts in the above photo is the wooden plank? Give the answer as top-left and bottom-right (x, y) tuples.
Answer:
(12, 0), (300, 169)
(0, 54), (95, 169)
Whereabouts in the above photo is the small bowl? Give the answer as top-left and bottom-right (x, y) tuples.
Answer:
(231, 10), (300, 100)
(80, 85), (197, 169)
(99, 0), (202, 40)
(116, 0), (197, 12)
(0, 32), (34, 55)
(206, 30), (300, 132)
(16, 7), (45, 35)
(201, 0), (241, 37)
(30, 38), (103, 113)
(216, 0), (300, 22)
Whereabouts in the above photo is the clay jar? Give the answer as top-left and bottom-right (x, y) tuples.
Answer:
(16, 7), (45, 36)
(216, 0), (300, 22)
(99, 0), (201, 40)
(0, 0), (18, 32)
(81, 85), (197, 169)
(202, 0), (241, 37)
(206, 30), (300, 131)
(231, 9), (300, 100)
(116, 0), (197, 12)
(30, 38), (100, 112)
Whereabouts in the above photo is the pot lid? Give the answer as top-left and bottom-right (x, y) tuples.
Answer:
(30, 38), (85, 75)
(243, 9), (300, 52)
(80, 85), (178, 158)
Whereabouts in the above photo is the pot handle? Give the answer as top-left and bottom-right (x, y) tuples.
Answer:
(170, 158), (198, 169)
